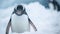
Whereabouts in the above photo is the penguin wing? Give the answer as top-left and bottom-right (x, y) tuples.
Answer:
(28, 18), (37, 31)
(6, 18), (11, 34)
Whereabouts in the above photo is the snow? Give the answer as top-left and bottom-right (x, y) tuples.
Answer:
(0, 2), (60, 34)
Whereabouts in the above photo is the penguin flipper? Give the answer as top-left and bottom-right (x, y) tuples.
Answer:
(28, 18), (37, 31)
(6, 18), (11, 34)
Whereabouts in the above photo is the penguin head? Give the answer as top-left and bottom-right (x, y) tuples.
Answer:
(14, 5), (25, 16)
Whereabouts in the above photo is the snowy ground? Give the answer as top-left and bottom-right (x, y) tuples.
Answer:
(0, 2), (60, 34)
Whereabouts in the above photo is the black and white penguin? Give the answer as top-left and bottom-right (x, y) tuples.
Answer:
(6, 5), (37, 34)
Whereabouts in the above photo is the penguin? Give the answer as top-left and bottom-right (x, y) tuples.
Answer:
(6, 5), (37, 34)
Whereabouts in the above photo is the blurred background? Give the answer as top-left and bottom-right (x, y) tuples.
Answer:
(0, 0), (60, 9)
(0, 0), (52, 9)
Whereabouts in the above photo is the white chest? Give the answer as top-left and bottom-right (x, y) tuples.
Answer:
(11, 14), (30, 33)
